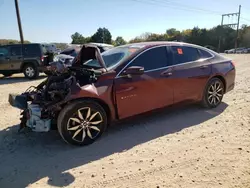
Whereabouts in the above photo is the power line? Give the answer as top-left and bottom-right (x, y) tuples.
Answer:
(131, 0), (250, 23)
(153, 0), (223, 15)
(241, 17), (250, 22)
(241, 21), (250, 25)
(131, 0), (222, 15)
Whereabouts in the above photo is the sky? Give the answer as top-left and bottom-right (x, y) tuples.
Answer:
(0, 0), (250, 43)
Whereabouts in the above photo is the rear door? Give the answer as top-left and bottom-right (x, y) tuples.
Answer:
(0, 46), (11, 70)
(115, 46), (174, 119)
(23, 44), (43, 64)
(170, 46), (212, 103)
(9, 45), (23, 70)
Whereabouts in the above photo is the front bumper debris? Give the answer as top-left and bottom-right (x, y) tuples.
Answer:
(8, 93), (28, 110)
(26, 104), (51, 132)
(9, 93), (52, 132)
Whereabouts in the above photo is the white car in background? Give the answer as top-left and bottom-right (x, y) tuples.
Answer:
(224, 48), (235, 54)
(52, 43), (114, 66)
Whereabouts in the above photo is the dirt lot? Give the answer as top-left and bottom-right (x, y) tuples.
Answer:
(0, 54), (250, 188)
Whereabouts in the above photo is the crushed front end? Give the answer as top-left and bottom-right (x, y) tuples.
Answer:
(9, 44), (106, 133)
(9, 72), (77, 132)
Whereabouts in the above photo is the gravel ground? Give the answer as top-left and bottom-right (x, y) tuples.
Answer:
(0, 54), (249, 188)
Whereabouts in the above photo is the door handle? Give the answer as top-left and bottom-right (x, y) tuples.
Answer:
(200, 65), (208, 69)
(162, 72), (172, 77)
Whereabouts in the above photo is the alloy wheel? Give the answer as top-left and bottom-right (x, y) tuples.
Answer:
(25, 67), (35, 78)
(67, 107), (103, 143)
(207, 81), (223, 106)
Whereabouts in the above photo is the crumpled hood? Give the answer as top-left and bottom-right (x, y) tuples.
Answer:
(72, 44), (107, 71)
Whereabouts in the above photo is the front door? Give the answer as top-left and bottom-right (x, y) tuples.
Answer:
(115, 46), (174, 119)
(0, 46), (11, 70)
(169, 46), (212, 103)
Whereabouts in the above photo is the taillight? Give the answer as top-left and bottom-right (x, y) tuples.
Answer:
(26, 110), (30, 120)
(231, 61), (236, 67)
(41, 56), (44, 62)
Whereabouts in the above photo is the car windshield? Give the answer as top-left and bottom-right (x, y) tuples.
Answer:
(84, 46), (141, 69)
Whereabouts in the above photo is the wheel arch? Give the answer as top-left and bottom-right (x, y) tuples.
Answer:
(201, 74), (227, 101)
(64, 97), (112, 125)
(212, 75), (227, 93)
(21, 60), (39, 71)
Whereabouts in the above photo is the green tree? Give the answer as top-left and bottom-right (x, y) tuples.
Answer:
(166, 28), (181, 41)
(84, 37), (92, 43)
(0, 39), (30, 45)
(239, 25), (250, 47)
(91, 27), (112, 44)
(71, 32), (85, 44)
(114, 36), (126, 46)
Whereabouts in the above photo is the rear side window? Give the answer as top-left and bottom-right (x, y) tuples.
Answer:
(199, 49), (213, 58)
(131, 46), (168, 71)
(0, 47), (9, 57)
(24, 44), (41, 56)
(171, 46), (200, 65)
(10, 46), (22, 56)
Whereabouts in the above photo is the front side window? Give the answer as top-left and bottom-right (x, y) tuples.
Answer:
(129, 46), (168, 71)
(0, 47), (9, 57)
(10, 46), (22, 56)
(171, 46), (200, 65)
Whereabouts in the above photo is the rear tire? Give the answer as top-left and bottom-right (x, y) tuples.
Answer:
(57, 100), (107, 146)
(201, 78), (224, 108)
(2, 73), (13, 77)
(23, 64), (39, 79)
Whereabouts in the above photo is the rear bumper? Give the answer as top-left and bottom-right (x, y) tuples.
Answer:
(225, 68), (236, 94)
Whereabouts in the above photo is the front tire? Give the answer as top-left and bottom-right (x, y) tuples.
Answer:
(201, 78), (224, 108)
(23, 64), (39, 79)
(57, 100), (107, 146)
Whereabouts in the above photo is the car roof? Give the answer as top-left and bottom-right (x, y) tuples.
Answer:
(88, 43), (114, 47)
(117, 41), (215, 54)
(1, 43), (42, 47)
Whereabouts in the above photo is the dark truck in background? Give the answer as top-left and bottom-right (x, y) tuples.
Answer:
(0, 43), (47, 79)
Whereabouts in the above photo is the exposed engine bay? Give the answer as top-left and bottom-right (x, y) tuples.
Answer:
(8, 44), (105, 132)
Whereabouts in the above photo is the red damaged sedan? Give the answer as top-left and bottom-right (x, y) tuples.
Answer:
(9, 42), (236, 146)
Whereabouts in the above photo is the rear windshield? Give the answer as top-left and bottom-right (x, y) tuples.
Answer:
(84, 46), (141, 69)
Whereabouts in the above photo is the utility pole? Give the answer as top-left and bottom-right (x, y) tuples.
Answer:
(14, 0), (24, 44)
(235, 5), (241, 52)
(218, 15), (224, 52)
(102, 28), (105, 43)
(217, 5), (241, 53)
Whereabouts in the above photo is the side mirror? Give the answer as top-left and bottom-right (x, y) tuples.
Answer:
(123, 66), (144, 76)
